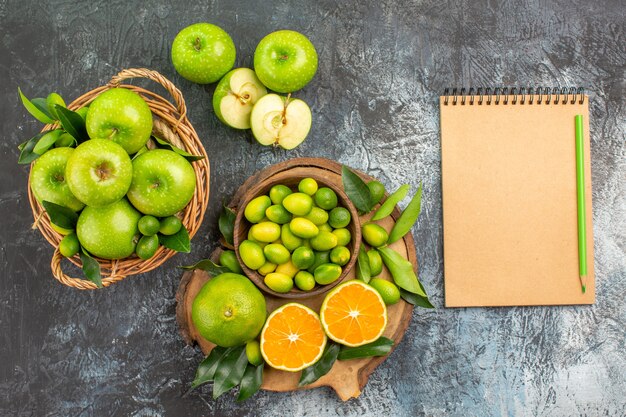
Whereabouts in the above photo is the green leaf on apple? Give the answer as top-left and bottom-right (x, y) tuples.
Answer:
(55, 105), (88, 142)
(18, 88), (55, 124)
(152, 136), (204, 162)
(179, 259), (231, 276)
(341, 165), (373, 214)
(41, 200), (78, 230)
(159, 225), (191, 253)
(17, 132), (46, 164)
(79, 249), (103, 288)
(218, 204), (236, 245)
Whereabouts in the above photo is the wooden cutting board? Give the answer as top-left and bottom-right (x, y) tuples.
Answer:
(176, 158), (417, 401)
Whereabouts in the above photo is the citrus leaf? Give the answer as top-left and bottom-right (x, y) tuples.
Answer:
(338, 337), (394, 360)
(298, 343), (340, 386)
(33, 129), (63, 155)
(79, 250), (102, 288)
(400, 289), (434, 309)
(212, 345), (248, 399)
(356, 246), (371, 283)
(41, 200), (78, 230)
(18, 88), (54, 123)
(372, 184), (410, 221)
(55, 105), (88, 142)
(152, 136), (204, 162)
(236, 363), (263, 402)
(179, 259), (230, 276)
(219, 205), (236, 245)
(341, 165), (372, 213)
(377, 246), (427, 297)
(388, 183), (422, 244)
(159, 225), (190, 253)
(191, 346), (228, 389)
(18, 132), (46, 164)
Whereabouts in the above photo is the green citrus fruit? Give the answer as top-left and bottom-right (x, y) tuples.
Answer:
(294, 271), (316, 291)
(136, 234), (159, 260)
(362, 223), (389, 247)
(298, 178), (318, 195)
(292, 246), (315, 269)
(367, 181), (385, 205)
(330, 246), (351, 266)
(245, 195), (272, 223)
(192, 273), (267, 347)
(250, 221), (281, 242)
(239, 240), (266, 270)
(219, 250), (243, 273)
(59, 233), (80, 258)
(281, 224), (303, 251)
(369, 278), (401, 305)
(263, 243), (291, 265)
(307, 251), (330, 273)
(264, 272), (293, 293)
(304, 207), (329, 226)
(258, 262), (277, 276)
(246, 340), (264, 365)
(269, 184), (292, 205)
(282, 192), (313, 216)
(265, 204), (292, 224)
(310, 230), (338, 251)
(275, 260), (299, 278)
(159, 216), (182, 235)
(289, 218), (319, 238)
(329, 207), (351, 228)
(314, 187), (338, 210)
(332, 228), (351, 246)
(51, 222), (73, 236)
(138, 215), (160, 236)
(367, 249), (383, 276)
(314, 263), (342, 285)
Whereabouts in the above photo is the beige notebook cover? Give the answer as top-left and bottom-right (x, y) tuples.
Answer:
(440, 90), (595, 307)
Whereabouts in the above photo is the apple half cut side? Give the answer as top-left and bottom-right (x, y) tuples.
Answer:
(213, 68), (268, 130)
(250, 94), (312, 150)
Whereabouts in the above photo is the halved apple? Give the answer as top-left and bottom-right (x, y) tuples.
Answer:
(213, 68), (268, 129)
(250, 94), (312, 150)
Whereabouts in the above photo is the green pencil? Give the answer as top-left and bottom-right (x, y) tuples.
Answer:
(575, 115), (587, 293)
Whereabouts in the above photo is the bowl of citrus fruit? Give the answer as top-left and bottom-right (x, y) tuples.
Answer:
(233, 168), (361, 298)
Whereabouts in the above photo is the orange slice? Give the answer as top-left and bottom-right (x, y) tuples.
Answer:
(320, 280), (387, 347)
(260, 303), (327, 372)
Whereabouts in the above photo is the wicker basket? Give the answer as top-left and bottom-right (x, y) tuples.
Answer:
(28, 68), (210, 290)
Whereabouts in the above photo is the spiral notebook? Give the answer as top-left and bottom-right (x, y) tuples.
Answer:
(440, 88), (595, 307)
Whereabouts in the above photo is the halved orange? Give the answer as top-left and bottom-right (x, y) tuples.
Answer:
(260, 303), (327, 372)
(320, 280), (387, 347)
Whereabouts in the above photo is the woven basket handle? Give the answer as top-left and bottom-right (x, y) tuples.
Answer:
(51, 249), (127, 290)
(108, 68), (188, 122)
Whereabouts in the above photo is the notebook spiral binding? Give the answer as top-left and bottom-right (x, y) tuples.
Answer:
(442, 87), (585, 105)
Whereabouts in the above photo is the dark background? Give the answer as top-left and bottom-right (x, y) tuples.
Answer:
(1, 0), (624, 416)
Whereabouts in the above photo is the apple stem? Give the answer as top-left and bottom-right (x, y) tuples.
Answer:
(194, 37), (202, 51)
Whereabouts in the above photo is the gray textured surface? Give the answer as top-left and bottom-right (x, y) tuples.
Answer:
(1, 0), (625, 416)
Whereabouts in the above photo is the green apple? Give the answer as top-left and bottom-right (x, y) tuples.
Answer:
(86, 88), (153, 154)
(253, 30), (318, 93)
(171, 23), (236, 84)
(77, 199), (141, 259)
(127, 149), (196, 217)
(250, 94), (312, 149)
(212, 68), (268, 129)
(29, 147), (84, 212)
(65, 139), (133, 207)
